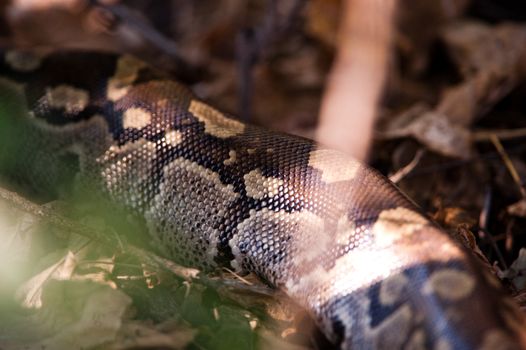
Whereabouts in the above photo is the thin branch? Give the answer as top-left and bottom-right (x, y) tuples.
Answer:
(476, 187), (508, 269)
(389, 149), (425, 184)
(0, 186), (107, 242)
(472, 128), (526, 142)
(478, 228), (508, 270)
(90, 0), (202, 80)
(490, 134), (526, 199)
(126, 245), (200, 281)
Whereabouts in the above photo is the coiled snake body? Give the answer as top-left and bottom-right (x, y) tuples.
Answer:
(0, 50), (525, 349)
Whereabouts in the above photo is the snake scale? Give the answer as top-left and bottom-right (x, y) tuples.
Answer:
(0, 50), (525, 349)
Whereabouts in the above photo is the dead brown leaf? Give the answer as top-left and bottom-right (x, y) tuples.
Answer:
(2, 281), (132, 350)
(438, 21), (526, 125)
(15, 250), (77, 309)
(507, 199), (526, 218)
(499, 249), (526, 291)
(396, 0), (470, 75)
(378, 107), (471, 158)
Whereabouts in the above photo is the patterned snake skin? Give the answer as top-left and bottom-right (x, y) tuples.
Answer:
(0, 50), (525, 349)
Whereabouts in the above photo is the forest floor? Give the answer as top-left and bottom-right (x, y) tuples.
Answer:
(1, 1), (526, 349)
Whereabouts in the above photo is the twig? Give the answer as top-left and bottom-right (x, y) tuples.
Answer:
(472, 128), (526, 142)
(95, 2), (181, 57)
(389, 149), (425, 184)
(405, 143), (526, 178)
(78, 260), (142, 270)
(209, 277), (275, 297)
(478, 227), (508, 270)
(126, 245), (200, 281)
(0, 186), (107, 243)
(90, 0), (202, 80)
(86, 0), (169, 54)
(490, 134), (526, 199)
(477, 187), (508, 269)
(478, 186), (492, 231)
(223, 267), (254, 285)
(505, 218), (515, 253)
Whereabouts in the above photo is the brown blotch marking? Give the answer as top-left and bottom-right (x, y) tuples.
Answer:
(247, 148), (256, 155)
(379, 273), (409, 306)
(292, 211), (329, 264)
(243, 169), (284, 200)
(107, 55), (145, 102)
(122, 107), (152, 129)
(5, 50), (42, 72)
(308, 149), (360, 184)
(223, 150), (237, 165)
(189, 99), (245, 138)
(146, 158), (239, 268)
(371, 207), (428, 246)
(422, 269), (475, 301)
(45, 84), (89, 114)
(99, 139), (157, 210)
(163, 130), (183, 147)
(230, 209), (325, 274)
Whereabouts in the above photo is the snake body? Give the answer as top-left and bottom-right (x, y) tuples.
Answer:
(0, 50), (525, 349)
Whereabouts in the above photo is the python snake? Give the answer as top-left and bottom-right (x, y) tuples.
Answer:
(0, 50), (525, 349)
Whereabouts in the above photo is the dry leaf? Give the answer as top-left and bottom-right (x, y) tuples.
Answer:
(396, 0), (469, 74)
(507, 199), (526, 218)
(378, 108), (471, 158)
(498, 249), (526, 290)
(438, 21), (526, 125)
(441, 21), (526, 78)
(15, 250), (77, 309)
(33, 281), (131, 350)
(1, 281), (132, 350)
